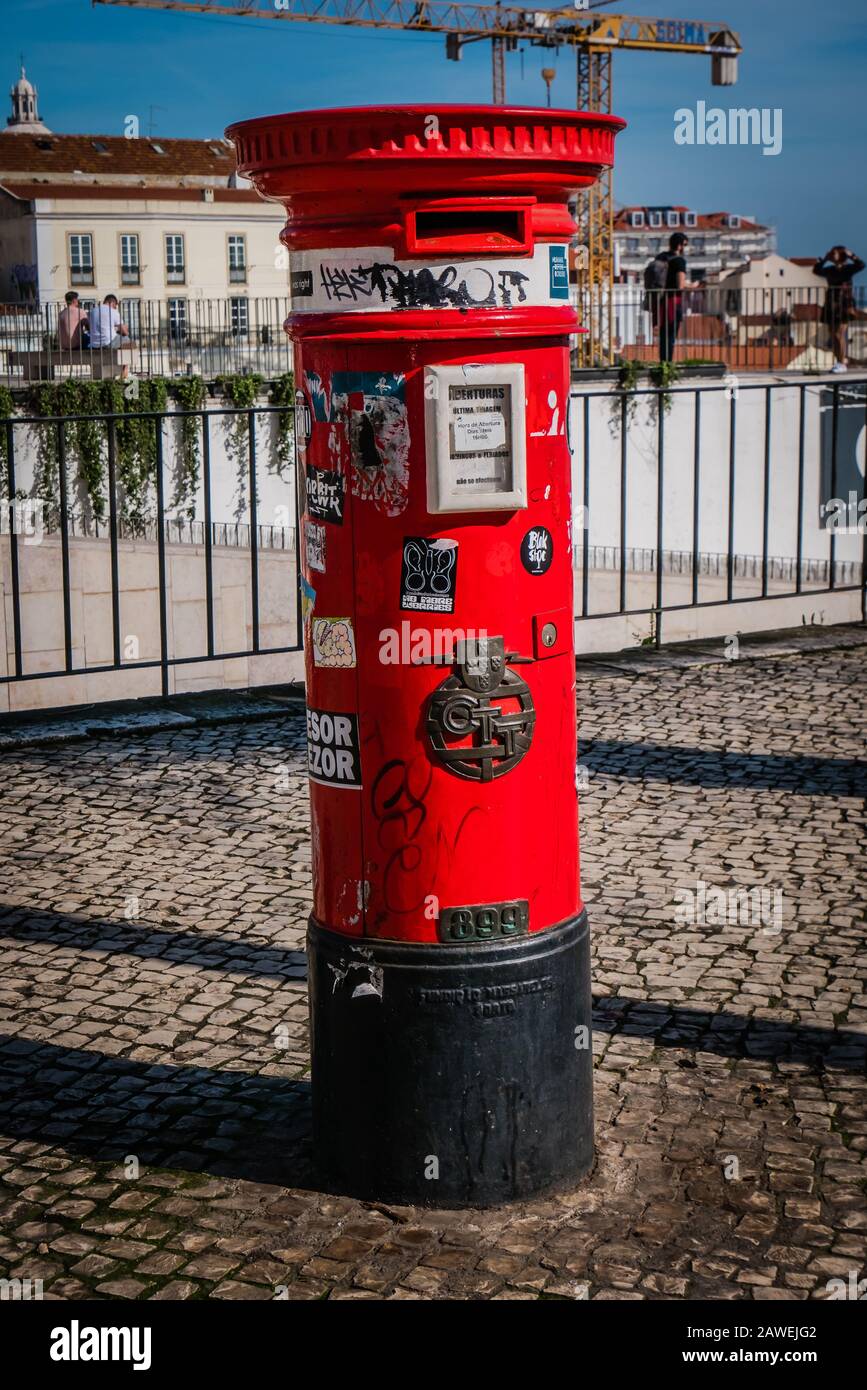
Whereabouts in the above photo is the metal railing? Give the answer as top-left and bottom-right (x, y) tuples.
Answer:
(0, 297), (293, 383)
(1, 379), (865, 705)
(576, 282), (867, 370)
(4, 283), (866, 382)
(1, 403), (301, 695)
(573, 376), (867, 644)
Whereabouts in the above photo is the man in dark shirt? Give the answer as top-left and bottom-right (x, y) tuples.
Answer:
(813, 246), (864, 372)
(659, 232), (700, 363)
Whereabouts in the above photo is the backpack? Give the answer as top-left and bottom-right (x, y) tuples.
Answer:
(643, 253), (670, 311)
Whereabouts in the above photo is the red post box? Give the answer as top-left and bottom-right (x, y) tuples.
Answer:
(227, 104), (624, 1206)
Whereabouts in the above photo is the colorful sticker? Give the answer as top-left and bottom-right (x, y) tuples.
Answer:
(306, 708), (362, 788)
(311, 617), (357, 669)
(400, 537), (458, 613)
(302, 368), (409, 519)
(300, 575), (317, 623)
(305, 519), (326, 574)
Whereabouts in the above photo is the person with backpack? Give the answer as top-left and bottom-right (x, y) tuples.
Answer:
(643, 232), (701, 363)
(813, 246), (864, 373)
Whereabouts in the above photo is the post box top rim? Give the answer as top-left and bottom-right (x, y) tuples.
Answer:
(225, 103), (627, 148)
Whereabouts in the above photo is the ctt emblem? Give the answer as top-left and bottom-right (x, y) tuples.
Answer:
(426, 636), (535, 782)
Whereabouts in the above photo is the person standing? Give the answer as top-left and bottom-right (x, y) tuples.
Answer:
(659, 232), (701, 364)
(813, 246), (864, 372)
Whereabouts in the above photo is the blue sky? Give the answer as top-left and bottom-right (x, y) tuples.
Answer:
(2, 0), (865, 257)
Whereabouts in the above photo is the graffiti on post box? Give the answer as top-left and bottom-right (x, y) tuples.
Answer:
(306, 465), (344, 524)
(287, 244), (571, 315)
(306, 708), (362, 788)
(312, 617), (357, 669)
(318, 260), (531, 310)
(400, 537), (458, 613)
(426, 636), (535, 782)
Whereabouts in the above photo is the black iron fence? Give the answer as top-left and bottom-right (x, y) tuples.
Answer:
(0, 297), (293, 384)
(1, 403), (301, 696)
(1, 380), (865, 706)
(4, 284), (867, 382)
(573, 376), (867, 644)
(580, 282), (867, 370)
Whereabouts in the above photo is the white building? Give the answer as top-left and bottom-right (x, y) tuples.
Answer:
(615, 205), (775, 283)
(0, 67), (288, 314)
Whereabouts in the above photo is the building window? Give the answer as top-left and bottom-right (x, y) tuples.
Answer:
(120, 234), (140, 286)
(68, 233), (94, 286)
(667, 211), (680, 227)
(684, 211), (697, 228)
(648, 238), (662, 254)
(727, 215), (741, 228)
(168, 298), (187, 342)
(121, 299), (141, 339)
(165, 234), (185, 284)
(228, 235), (246, 284)
(649, 211), (663, 228)
(630, 211), (645, 228)
(230, 297), (249, 337)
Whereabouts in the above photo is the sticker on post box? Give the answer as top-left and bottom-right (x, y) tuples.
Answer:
(520, 526), (554, 575)
(400, 537), (458, 613)
(311, 617), (356, 669)
(306, 708), (361, 789)
(304, 520), (326, 574)
(306, 465), (344, 525)
(549, 245), (570, 300)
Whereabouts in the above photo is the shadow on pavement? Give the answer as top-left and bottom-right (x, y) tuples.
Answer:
(580, 740), (867, 797)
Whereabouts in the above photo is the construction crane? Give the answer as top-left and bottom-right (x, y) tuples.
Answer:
(93, 1), (742, 360)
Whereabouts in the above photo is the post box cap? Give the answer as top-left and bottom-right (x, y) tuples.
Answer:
(226, 103), (625, 201)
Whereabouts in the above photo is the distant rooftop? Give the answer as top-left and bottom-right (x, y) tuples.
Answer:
(615, 205), (769, 233)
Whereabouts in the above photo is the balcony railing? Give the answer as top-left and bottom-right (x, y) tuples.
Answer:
(0, 296), (294, 383)
(577, 282), (867, 370)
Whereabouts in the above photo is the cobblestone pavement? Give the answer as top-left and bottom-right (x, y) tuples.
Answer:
(1, 636), (865, 1301)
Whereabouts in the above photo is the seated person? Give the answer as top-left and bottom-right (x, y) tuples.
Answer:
(58, 290), (89, 350)
(88, 295), (132, 350)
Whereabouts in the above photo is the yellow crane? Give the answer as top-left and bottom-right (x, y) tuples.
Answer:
(93, 0), (742, 360)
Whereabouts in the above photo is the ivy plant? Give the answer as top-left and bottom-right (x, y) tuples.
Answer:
(218, 373), (263, 517)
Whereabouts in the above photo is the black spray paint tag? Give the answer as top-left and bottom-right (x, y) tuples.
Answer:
(400, 537), (458, 613)
(520, 526), (553, 575)
(306, 708), (361, 789)
(306, 466), (344, 525)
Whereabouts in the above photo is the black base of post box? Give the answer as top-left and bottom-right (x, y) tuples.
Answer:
(306, 912), (593, 1208)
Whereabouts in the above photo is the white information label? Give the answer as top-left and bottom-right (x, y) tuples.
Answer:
(425, 364), (527, 513)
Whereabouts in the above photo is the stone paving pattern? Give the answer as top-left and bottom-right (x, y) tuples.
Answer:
(0, 634), (865, 1300)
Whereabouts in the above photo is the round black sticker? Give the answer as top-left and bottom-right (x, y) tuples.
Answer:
(520, 526), (553, 575)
